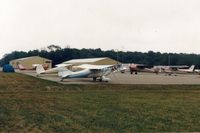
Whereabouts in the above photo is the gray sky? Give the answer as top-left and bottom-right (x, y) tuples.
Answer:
(1, 0), (200, 58)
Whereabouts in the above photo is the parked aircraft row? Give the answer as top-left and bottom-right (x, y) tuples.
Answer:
(14, 58), (118, 82)
(15, 60), (200, 82)
(127, 64), (198, 75)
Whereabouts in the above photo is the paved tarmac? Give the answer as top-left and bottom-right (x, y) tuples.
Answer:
(16, 70), (200, 85)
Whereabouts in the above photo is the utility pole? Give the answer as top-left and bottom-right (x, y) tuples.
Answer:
(168, 54), (171, 66)
(115, 49), (119, 63)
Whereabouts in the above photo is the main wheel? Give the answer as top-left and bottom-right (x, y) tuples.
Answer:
(93, 77), (97, 81)
(135, 71), (138, 74)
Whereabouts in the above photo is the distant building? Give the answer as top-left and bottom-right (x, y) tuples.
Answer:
(62, 57), (119, 65)
(10, 56), (52, 69)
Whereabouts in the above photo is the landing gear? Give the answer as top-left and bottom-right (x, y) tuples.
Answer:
(130, 71), (138, 75)
(93, 77), (97, 82)
(135, 71), (138, 75)
(93, 76), (110, 82)
(99, 78), (103, 82)
(60, 78), (64, 82)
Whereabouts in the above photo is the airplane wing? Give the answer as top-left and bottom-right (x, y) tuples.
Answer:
(76, 64), (115, 77)
(36, 64), (72, 75)
(55, 64), (72, 67)
(77, 64), (114, 70)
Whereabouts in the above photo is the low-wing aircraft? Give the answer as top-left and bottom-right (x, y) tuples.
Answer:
(143, 66), (160, 74)
(160, 66), (175, 76)
(17, 63), (34, 70)
(194, 69), (200, 74)
(17, 63), (49, 70)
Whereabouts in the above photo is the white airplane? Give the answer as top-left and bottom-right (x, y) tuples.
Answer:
(141, 65), (194, 76)
(36, 64), (115, 82)
(161, 66), (176, 76)
(144, 66), (161, 74)
(36, 64), (71, 75)
(58, 64), (114, 82)
(194, 69), (200, 74)
(17, 63), (49, 70)
(160, 65), (195, 75)
(177, 65), (195, 73)
(17, 63), (35, 70)
(119, 64), (127, 73)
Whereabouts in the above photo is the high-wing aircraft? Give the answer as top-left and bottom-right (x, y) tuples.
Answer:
(159, 65), (195, 75)
(139, 65), (195, 76)
(58, 64), (114, 82)
(177, 65), (195, 73)
(36, 64), (71, 75)
(36, 64), (115, 82)
(129, 64), (147, 74)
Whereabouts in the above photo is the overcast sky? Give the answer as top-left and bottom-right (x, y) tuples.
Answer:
(0, 0), (200, 58)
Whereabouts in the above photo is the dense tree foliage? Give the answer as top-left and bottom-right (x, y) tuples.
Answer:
(1, 46), (200, 68)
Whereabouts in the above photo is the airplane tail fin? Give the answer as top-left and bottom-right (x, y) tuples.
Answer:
(36, 65), (46, 74)
(189, 65), (195, 72)
(58, 67), (72, 78)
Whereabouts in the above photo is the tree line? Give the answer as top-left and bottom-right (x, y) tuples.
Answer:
(1, 45), (200, 68)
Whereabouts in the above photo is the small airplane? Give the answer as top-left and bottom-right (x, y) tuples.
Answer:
(194, 69), (200, 74)
(129, 63), (147, 74)
(161, 66), (176, 76)
(17, 64), (27, 70)
(36, 64), (71, 75)
(154, 65), (189, 71)
(119, 64), (128, 73)
(144, 66), (160, 74)
(17, 63), (49, 70)
(58, 64), (115, 82)
(36, 64), (115, 82)
(160, 65), (195, 75)
(177, 65), (195, 73)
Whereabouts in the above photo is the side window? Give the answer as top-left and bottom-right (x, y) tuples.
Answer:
(45, 61), (51, 63)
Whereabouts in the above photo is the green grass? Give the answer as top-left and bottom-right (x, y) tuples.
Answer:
(0, 72), (200, 132)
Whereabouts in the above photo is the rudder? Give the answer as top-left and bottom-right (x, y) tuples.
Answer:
(36, 65), (45, 74)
